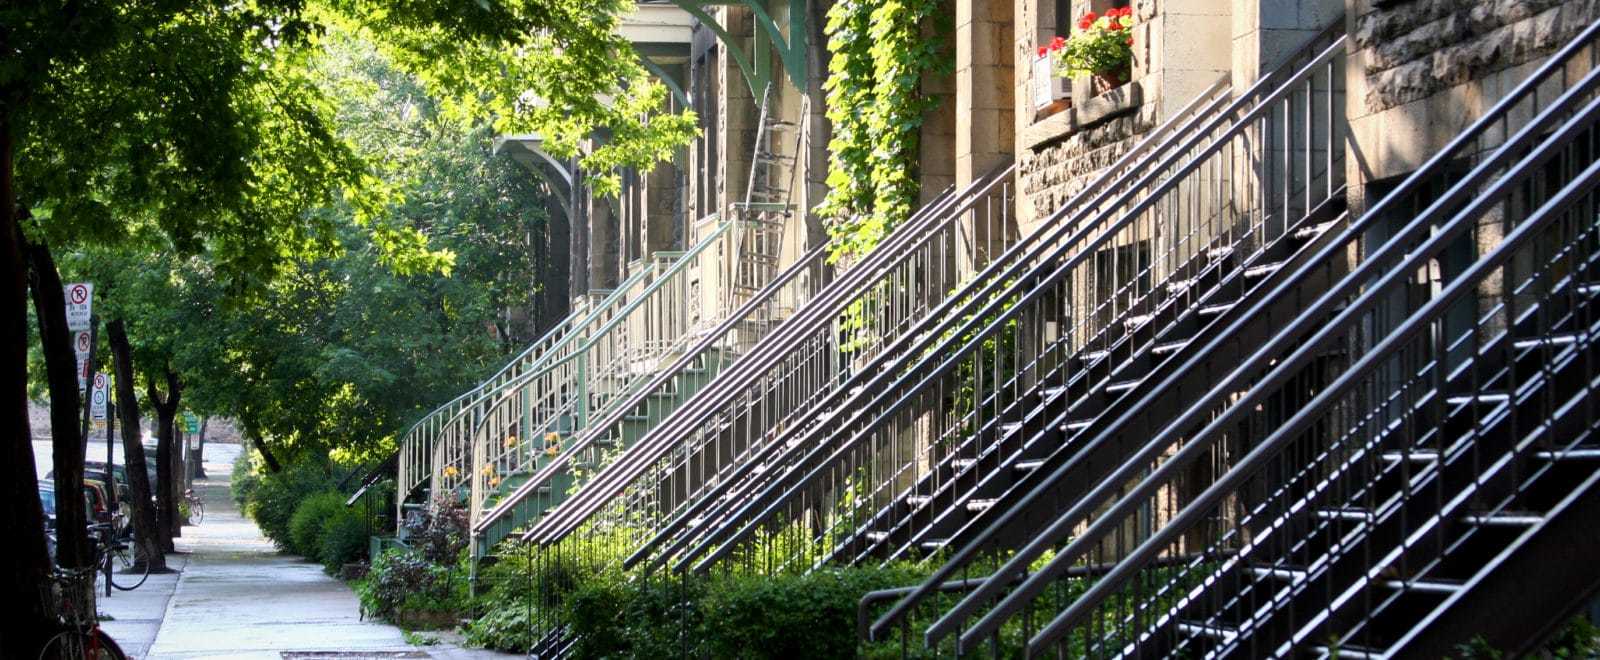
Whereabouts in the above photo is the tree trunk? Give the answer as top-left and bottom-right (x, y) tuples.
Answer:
(1, 113), (57, 659)
(24, 238), (92, 571)
(147, 370), (180, 549)
(192, 416), (208, 479)
(173, 424), (185, 533)
(107, 319), (168, 571)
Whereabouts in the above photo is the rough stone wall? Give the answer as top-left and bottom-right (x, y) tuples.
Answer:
(1019, 104), (1158, 226)
(1354, 0), (1599, 114)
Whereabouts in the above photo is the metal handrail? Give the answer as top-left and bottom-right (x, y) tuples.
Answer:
(473, 239), (829, 534)
(463, 221), (736, 530)
(524, 171), (981, 546)
(642, 77), (1235, 572)
(602, 164), (1018, 561)
(1024, 102), (1600, 656)
(424, 262), (659, 498)
(674, 53), (1302, 572)
(929, 20), (1600, 651)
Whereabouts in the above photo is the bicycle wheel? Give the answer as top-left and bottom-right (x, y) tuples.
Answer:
(108, 543), (150, 591)
(190, 498), (204, 525)
(38, 629), (126, 660)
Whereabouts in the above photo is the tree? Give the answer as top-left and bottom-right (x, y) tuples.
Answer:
(106, 319), (167, 573)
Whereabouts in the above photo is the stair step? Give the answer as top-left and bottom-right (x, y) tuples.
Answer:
(1199, 302), (1236, 317)
(906, 495), (932, 508)
(1106, 379), (1143, 395)
(1061, 419), (1094, 434)
(1079, 349), (1111, 365)
(965, 499), (997, 513)
(1124, 314), (1154, 330)
(1207, 246), (1235, 261)
(1514, 333), (1581, 349)
(1014, 459), (1045, 474)
(1314, 507), (1374, 522)
(1166, 278), (1199, 295)
(1293, 220), (1338, 241)
(952, 458), (977, 471)
(864, 531), (889, 543)
(1151, 339), (1190, 356)
(1310, 644), (1385, 659)
(1577, 282), (1600, 296)
(1040, 386), (1068, 400)
(1460, 512), (1543, 527)
(1380, 449), (1440, 463)
(919, 539), (948, 553)
(1445, 392), (1510, 405)
(1000, 422), (1024, 436)
(1175, 621), (1237, 640)
(624, 414), (651, 423)
(1243, 261), (1285, 279)
(1382, 578), (1462, 595)
(1248, 565), (1309, 581)
(1535, 446), (1600, 461)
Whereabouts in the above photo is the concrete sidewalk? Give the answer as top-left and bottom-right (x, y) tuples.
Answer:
(106, 444), (510, 659)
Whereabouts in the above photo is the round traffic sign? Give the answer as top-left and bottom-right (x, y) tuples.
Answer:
(69, 284), (89, 305)
(94, 373), (107, 389)
(76, 332), (91, 352)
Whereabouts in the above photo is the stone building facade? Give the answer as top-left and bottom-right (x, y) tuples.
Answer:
(543, 0), (1598, 324)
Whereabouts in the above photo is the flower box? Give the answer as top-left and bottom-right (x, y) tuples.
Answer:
(1033, 53), (1072, 111)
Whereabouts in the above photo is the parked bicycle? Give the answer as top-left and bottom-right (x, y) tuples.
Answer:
(90, 523), (149, 592)
(38, 565), (127, 660)
(182, 488), (203, 525)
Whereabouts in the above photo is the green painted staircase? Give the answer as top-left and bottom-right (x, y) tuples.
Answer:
(475, 348), (736, 552)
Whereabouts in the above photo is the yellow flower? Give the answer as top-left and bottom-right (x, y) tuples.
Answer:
(504, 435), (519, 449)
(481, 464), (495, 476)
(545, 432), (561, 443)
(489, 477), (501, 488)
(545, 445), (560, 457)
(442, 466), (459, 478)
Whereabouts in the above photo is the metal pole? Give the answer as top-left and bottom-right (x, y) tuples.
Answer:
(105, 399), (115, 598)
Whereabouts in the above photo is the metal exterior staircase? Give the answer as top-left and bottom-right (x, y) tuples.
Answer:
(663, 25), (1347, 590)
(463, 86), (817, 556)
(511, 163), (1016, 657)
(870, 18), (1600, 659)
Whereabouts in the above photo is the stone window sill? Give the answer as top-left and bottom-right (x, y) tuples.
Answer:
(1022, 80), (1143, 151)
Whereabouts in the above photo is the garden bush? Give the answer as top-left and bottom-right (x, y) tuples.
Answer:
(289, 492), (346, 560)
(318, 506), (369, 573)
(244, 459), (340, 548)
(357, 548), (468, 628)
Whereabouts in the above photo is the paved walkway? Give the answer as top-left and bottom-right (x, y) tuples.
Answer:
(100, 444), (508, 659)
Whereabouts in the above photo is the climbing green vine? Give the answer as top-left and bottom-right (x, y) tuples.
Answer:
(817, 0), (951, 262)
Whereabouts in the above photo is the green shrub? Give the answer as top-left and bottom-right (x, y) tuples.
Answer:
(245, 459), (339, 548)
(319, 507), (369, 573)
(358, 548), (468, 627)
(289, 492), (346, 560)
(230, 450), (263, 512)
(699, 567), (921, 660)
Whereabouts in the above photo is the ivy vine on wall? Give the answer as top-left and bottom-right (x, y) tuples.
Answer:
(816, 0), (951, 262)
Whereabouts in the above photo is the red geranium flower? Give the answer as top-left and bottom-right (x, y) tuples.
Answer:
(1051, 35), (1066, 49)
(1038, 46), (1048, 56)
(1077, 11), (1096, 30)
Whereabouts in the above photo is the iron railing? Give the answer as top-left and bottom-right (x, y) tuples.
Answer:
(463, 220), (743, 538)
(917, 19), (1600, 658)
(504, 164), (1008, 652)
(671, 26), (1345, 592)
(395, 271), (648, 519)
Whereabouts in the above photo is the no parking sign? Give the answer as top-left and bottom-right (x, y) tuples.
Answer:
(64, 282), (93, 330)
(90, 373), (108, 421)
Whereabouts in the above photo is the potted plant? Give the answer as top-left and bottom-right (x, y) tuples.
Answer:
(1054, 6), (1136, 94)
(1033, 36), (1072, 114)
